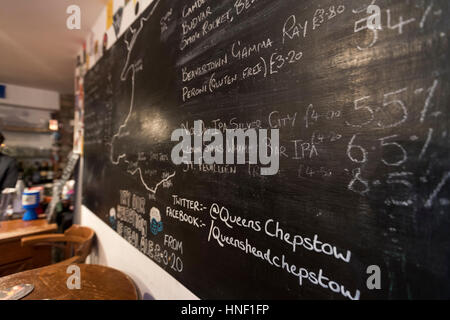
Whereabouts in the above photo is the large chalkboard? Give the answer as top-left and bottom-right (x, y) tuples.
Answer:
(83, 0), (450, 299)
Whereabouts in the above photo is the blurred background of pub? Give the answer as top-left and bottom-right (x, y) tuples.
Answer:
(0, 86), (76, 228)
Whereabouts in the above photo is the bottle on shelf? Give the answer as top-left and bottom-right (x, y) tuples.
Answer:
(47, 163), (54, 182)
(40, 161), (48, 183)
(31, 162), (41, 185)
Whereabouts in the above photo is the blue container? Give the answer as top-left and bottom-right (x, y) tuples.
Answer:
(22, 190), (40, 221)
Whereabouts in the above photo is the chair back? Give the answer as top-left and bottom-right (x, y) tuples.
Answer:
(64, 225), (95, 263)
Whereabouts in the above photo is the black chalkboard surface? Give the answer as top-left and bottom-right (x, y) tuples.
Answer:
(83, 0), (450, 299)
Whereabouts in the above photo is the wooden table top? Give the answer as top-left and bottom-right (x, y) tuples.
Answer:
(0, 263), (139, 300)
(0, 218), (57, 243)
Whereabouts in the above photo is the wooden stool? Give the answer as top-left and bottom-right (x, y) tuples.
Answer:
(0, 263), (139, 300)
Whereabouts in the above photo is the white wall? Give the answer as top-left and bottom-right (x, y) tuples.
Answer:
(81, 0), (155, 69)
(80, 205), (198, 300)
(3, 132), (54, 149)
(0, 83), (59, 149)
(0, 83), (59, 111)
(75, 0), (198, 300)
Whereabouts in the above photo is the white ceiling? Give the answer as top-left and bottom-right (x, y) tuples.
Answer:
(0, 0), (108, 94)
